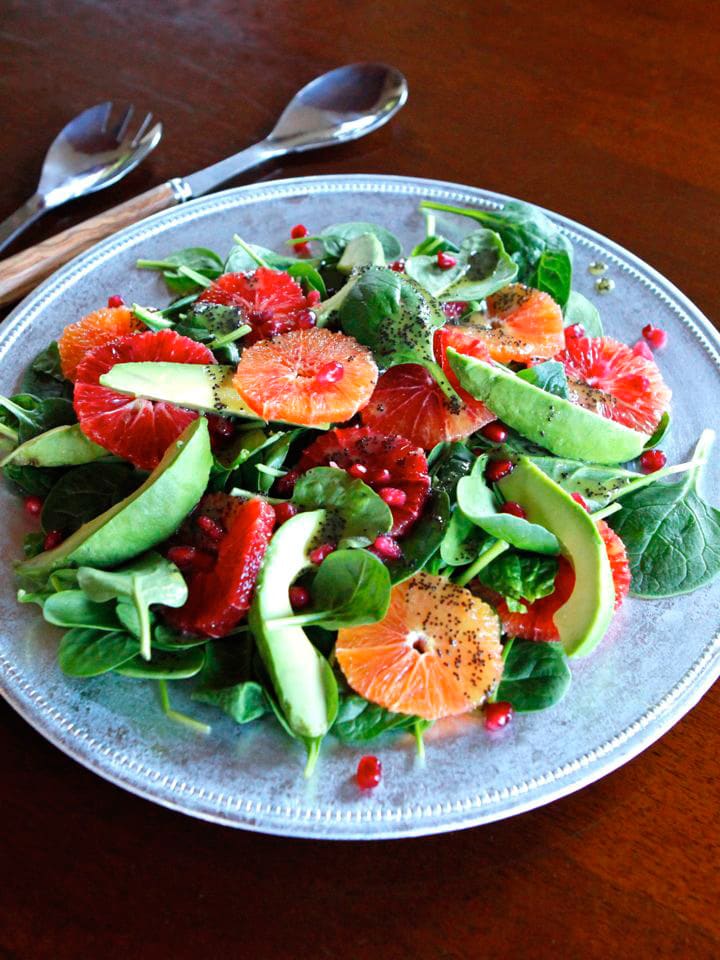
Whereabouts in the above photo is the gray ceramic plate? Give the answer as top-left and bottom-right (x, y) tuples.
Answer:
(1, 175), (719, 839)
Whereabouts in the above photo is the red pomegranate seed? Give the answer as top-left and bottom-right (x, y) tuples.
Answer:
(371, 535), (402, 560)
(570, 492), (590, 511)
(107, 294), (125, 308)
(378, 486), (407, 507)
(437, 251), (457, 270)
(348, 463), (368, 478)
(295, 242), (312, 257)
(309, 543), (335, 565)
(356, 755), (382, 789)
(442, 301), (468, 320)
(273, 501), (298, 526)
(642, 324), (668, 349)
(43, 530), (64, 551)
(565, 323), (585, 340)
(24, 495), (43, 518)
(197, 515), (225, 541)
(290, 224), (309, 239)
(633, 340), (654, 360)
(275, 469), (299, 496)
(372, 468), (392, 484)
(640, 448), (667, 473)
(207, 415), (234, 447)
(315, 361), (345, 385)
(167, 545), (198, 570)
(485, 459), (514, 483)
(484, 701), (513, 731)
(289, 585), (311, 610)
(480, 421), (508, 444)
(306, 289), (321, 307)
(389, 259), (406, 272)
(500, 501), (526, 519)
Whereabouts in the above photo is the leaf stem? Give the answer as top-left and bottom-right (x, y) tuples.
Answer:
(132, 303), (174, 330)
(133, 585), (152, 662)
(231, 234), (270, 269)
(413, 719), (426, 760)
(303, 737), (322, 778)
(454, 539), (509, 587)
(0, 395), (35, 428)
(158, 680), (212, 735)
(0, 422), (18, 443)
(177, 265), (212, 288)
(208, 324), (252, 349)
(590, 502), (622, 522)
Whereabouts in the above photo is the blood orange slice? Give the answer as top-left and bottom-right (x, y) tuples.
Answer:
(164, 494), (275, 638)
(232, 328), (378, 426)
(198, 268), (314, 344)
(336, 571), (503, 720)
(58, 306), (145, 381)
(361, 325), (495, 449)
(555, 335), (671, 434)
(467, 284), (564, 362)
(296, 425), (430, 536)
(73, 330), (214, 470)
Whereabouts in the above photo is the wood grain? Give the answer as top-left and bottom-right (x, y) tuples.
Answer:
(0, 1), (719, 958)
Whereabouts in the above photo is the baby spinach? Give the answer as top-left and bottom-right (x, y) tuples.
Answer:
(405, 228), (517, 300)
(3, 462), (63, 497)
(21, 342), (72, 400)
(224, 238), (299, 273)
(645, 411), (670, 449)
(41, 462), (141, 534)
(292, 466), (392, 547)
(529, 233), (574, 308)
(58, 628), (139, 677)
(332, 695), (422, 743)
(307, 221), (402, 260)
(516, 360), (569, 399)
(440, 508), (489, 566)
(478, 552), (558, 612)
(563, 291), (603, 337)
(192, 638), (270, 724)
(232, 429), (305, 495)
(43, 591), (123, 631)
(286, 261), (327, 296)
(610, 429), (720, 597)
(387, 489), (451, 584)
(529, 456), (641, 511)
(429, 441), (474, 502)
(0, 394), (76, 444)
(136, 247), (223, 294)
(495, 638), (571, 711)
(116, 646), (206, 679)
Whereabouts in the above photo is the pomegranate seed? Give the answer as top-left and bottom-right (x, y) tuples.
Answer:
(378, 487), (407, 507)
(207, 415), (234, 447)
(295, 242), (312, 257)
(372, 468), (392, 484)
(633, 340), (654, 360)
(571, 492), (589, 511)
(107, 294), (125, 308)
(167, 545), (198, 570)
(315, 361), (345, 385)
(348, 463), (368, 478)
(290, 224), (309, 239)
(437, 251), (457, 270)
(485, 459), (514, 483)
(480, 421), (508, 444)
(356, 755), (382, 789)
(642, 324), (668, 349)
(43, 530), (64, 551)
(289, 585), (311, 610)
(273, 501), (298, 526)
(306, 289), (321, 307)
(640, 448), (667, 474)
(565, 323), (585, 340)
(309, 543), (335, 565)
(371, 535), (402, 560)
(484, 701), (513, 731)
(500, 501), (526, 519)
(389, 259), (406, 272)
(197, 515), (225, 542)
(275, 469), (299, 496)
(24, 495), (43, 518)
(442, 301), (468, 320)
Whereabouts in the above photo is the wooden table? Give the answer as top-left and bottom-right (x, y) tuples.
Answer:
(1, 2), (719, 957)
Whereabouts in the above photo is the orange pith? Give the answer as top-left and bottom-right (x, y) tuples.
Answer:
(232, 328), (378, 426)
(58, 306), (144, 381)
(336, 571), (503, 720)
(467, 284), (565, 363)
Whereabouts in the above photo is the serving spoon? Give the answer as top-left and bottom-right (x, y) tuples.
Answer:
(0, 63), (408, 306)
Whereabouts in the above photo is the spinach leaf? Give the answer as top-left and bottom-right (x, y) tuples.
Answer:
(23, 532), (45, 559)
(440, 507), (488, 566)
(410, 234), (460, 256)
(231, 429), (305, 495)
(529, 233), (573, 308)
(516, 360), (569, 399)
(312, 222), (402, 260)
(563, 291), (603, 337)
(21, 342), (72, 400)
(286, 261), (327, 296)
(478, 553), (558, 613)
(332, 695), (421, 743)
(58, 628), (139, 677)
(429, 441), (474, 502)
(387, 489), (451, 583)
(116, 646), (205, 679)
(0, 394), (76, 444)
(192, 638), (270, 724)
(495, 638), (571, 711)
(224, 240), (299, 273)
(136, 247), (223, 294)
(152, 623), (209, 650)
(405, 229), (517, 300)
(3, 462), (62, 497)
(43, 591), (123, 631)
(529, 456), (641, 511)
(41, 462), (141, 534)
(305, 548), (391, 628)
(645, 411), (670, 449)
(610, 429), (720, 597)
(292, 466), (392, 548)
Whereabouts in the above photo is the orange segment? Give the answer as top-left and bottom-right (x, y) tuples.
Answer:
(58, 306), (145, 381)
(467, 284), (564, 363)
(336, 572), (503, 720)
(232, 328), (378, 426)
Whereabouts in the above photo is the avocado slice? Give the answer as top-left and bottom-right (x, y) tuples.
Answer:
(498, 457), (615, 657)
(447, 349), (650, 463)
(337, 234), (385, 274)
(1, 424), (106, 468)
(17, 417), (212, 584)
(249, 509), (338, 740)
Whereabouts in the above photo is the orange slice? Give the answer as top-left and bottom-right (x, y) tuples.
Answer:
(467, 284), (564, 363)
(58, 306), (145, 381)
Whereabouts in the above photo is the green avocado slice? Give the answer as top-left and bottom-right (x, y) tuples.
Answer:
(17, 417), (212, 585)
(1, 424), (106, 468)
(498, 457), (615, 657)
(447, 349), (650, 463)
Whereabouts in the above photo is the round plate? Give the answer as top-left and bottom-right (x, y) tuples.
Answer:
(2, 175), (719, 839)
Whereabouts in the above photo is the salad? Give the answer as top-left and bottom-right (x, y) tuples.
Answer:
(2, 199), (718, 785)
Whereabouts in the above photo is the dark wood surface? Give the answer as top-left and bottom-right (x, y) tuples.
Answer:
(2, 2), (719, 957)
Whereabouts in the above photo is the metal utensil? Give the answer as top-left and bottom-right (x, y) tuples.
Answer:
(0, 63), (407, 305)
(0, 102), (162, 254)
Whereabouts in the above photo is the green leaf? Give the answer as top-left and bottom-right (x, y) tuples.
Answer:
(58, 628), (139, 677)
(387, 489), (451, 583)
(116, 646), (205, 679)
(516, 360), (569, 399)
(0, 394), (76, 444)
(315, 222), (402, 260)
(21, 342), (72, 400)
(429, 441), (475, 503)
(405, 228), (517, 300)
(529, 456), (641, 511)
(192, 638), (270, 724)
(332, 695), (421, 743)
(478, 553), (558, 612)
(529, 233), (573, 307)
(41, 462), (141, 534)
(645, 411), (670, 449)
(440, 507), (488, 566)
(3, 462), (63, 497)
(496, 638), (571, 711)
(136, 247), (223, 294)
(307, 549), (391, 628)
(43, 591), (123, 631)
(563, 291), (603, 337)
(224, 240), (301, 273)
(292, 466), (392, 548)
(286, 261), (327, 296)
(232, 429), (306, 495)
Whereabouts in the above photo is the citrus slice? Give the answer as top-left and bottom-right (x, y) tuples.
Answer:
(58, 306), (145, 381)
(466, 284), (564, 362)
(73, 330), (214, 470)
(336, 571), (503, 720)
(361, 325), (495, 449)
(296, 425), (430, 536)
(198, 268), (314, 344)
(555, 335), (671, 434)
(232, 328), (378, 426)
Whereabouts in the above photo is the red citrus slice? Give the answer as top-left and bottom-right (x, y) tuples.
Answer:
(465, 284), (565, 362)
(336, 571), (503, 720)
(232, 328), (378, 426)
(361, 325), (495, 449)
(197, 268), (314, 344)
(554, 335), (671, 434)
(164, 494), (275, 638)
(296, 425), (430, 536)
(58, 306), (145, 381)
(73, 330), (214, 470)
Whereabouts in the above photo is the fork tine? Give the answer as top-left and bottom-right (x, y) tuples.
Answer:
(112, 104), (135, 143)
(129, 111), (154, 146)
(98, 100), (114, 133)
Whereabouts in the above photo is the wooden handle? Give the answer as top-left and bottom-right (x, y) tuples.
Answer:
(0, 182), (178, 307)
